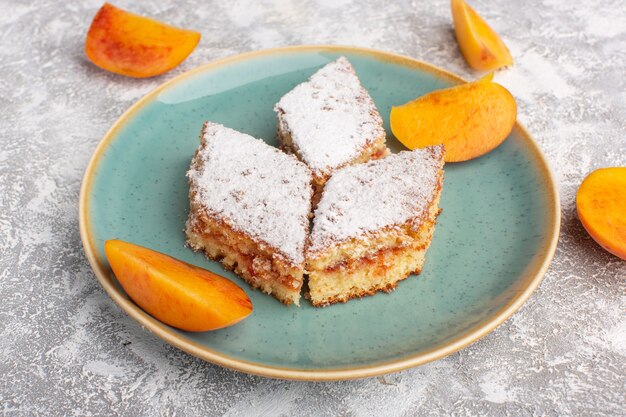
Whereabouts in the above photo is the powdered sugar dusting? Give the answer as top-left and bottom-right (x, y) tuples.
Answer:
(274, 57), (386, 176)
(187, 122), (312, 265)
(309, 146), (444, 253)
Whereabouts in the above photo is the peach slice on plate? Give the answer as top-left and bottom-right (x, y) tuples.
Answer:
(576, 167), (626, 260)
(390, 74), (517, 162)
(451, 0), (513, 71)
(85, 3), (200, 78)
(105, 240), (253, 332)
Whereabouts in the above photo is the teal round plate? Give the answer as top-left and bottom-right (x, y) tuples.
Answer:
(80, 46), (560, 381)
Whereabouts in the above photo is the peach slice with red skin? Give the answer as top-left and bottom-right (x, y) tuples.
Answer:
(390, 74), (517, 162)
(451, 0), (513, 71)
(86, 3), (200, 78)
(576, 168), (626, 260)
(105, 240), (253, 332)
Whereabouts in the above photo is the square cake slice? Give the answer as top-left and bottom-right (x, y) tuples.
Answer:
(274, 57), (389, 203)
(185, 122), (313, 305)
(306, 146), (445, 307)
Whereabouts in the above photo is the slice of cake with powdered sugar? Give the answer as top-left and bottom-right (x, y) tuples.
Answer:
(306, 145), (445, 307)
(274, 57), (389, 204)
(185, 122), (313, 305)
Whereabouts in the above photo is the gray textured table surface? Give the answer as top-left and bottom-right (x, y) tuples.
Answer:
(1, 0), (625, 415)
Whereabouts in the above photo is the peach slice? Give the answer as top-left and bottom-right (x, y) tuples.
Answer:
(451, 0), (513, 71)
(85, 3), (200, 78)
(390, 74), (517, 162)
(576, 168), (626, 260)
(104, 240), (253, 332)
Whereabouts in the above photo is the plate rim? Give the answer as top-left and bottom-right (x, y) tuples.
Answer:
(79, 44), (561, 381)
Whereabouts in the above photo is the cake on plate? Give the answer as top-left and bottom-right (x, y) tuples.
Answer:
(274, 57), (389, 203)
(185, 122), (313, 305)
(306, 145), (445, 307)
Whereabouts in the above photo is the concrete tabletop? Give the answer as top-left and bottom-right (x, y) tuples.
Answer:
(1, 0), (624, 415)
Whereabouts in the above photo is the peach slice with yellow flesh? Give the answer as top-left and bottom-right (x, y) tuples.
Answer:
(576, 168), (626, 260)
(86, 3), (200, 78)
(104, 240), (253, 332)
(390, 74), (517, 162)
(451, 0), (513, 71)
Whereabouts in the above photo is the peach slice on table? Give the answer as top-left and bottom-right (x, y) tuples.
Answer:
(451, 0), (513, 71)
(576, 168), (626, 260)
(104, 240), (253, 332)
(85, 3), (200, 78)
(390, 74), (517, 162)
